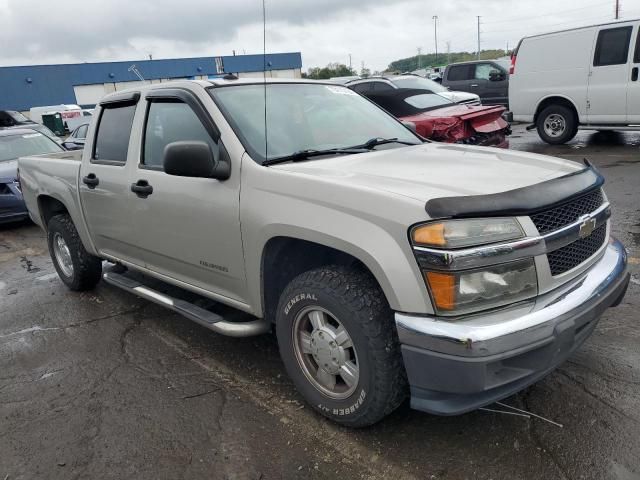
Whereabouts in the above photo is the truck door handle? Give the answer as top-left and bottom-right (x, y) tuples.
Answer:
(82, 173), (99, 189)
(632, 67), (639, 82)
(131, 180), (153, 198)
(470, 84), (479, 87)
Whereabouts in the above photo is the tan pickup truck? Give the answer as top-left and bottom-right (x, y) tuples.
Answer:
(18, 79), (629, 427)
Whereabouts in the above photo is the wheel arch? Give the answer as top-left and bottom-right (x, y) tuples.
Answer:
(533, 95), (579, 124)
(260, 235), (399, 324)
(37, 194), (69, 229)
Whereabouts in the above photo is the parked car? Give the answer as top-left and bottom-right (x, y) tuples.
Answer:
(442, 60), (510, 107)
(0, 128), (64, 224)
(0, 110), (64, 145)
(19, 79), (629, 427)
(347, 77), (509, 147)
(62, 123), (89, 150)
(350, 75), (481, 105)
(510, 19), (640, 144)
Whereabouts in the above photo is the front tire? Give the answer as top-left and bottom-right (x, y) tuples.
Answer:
(276, 265), (407, 427)
(536, 105), (578, 144)
(47, 214), (102, 291)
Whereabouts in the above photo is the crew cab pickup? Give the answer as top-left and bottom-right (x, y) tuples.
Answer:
(18, 79), (630, 427)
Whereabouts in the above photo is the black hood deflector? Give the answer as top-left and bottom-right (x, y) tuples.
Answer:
(425, 161), (604, 219)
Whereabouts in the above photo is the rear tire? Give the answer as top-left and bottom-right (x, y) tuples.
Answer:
(536, 104), (578, 145)
(276, 265), (407, 427)
(47, 214), (102, 291)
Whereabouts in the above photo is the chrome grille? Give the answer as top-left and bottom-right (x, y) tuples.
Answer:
(547, 224), (607, 275)
(530, 189), (604, 234)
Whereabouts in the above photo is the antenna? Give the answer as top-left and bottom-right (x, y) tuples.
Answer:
(262, 0), (268, 161)
(128, 64), (145, 81)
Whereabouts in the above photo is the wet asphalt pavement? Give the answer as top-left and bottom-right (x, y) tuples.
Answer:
(1, 126), (639, 480)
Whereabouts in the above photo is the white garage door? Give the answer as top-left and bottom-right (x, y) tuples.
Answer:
(74, 84), (109, 105)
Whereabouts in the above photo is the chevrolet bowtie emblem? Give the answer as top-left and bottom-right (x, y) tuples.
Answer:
(578, 214), (597, 238)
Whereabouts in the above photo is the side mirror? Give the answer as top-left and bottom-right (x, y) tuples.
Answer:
(163, 141), (230, 180)
(489, 70), (505, 81)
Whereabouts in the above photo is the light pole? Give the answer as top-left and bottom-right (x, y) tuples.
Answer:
(433, 16), (438, 66)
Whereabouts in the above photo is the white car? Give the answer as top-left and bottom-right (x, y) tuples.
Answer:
(347, 75), (481, 105)
(510, 18), (640, 144)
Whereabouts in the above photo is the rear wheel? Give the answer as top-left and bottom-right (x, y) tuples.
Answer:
(276, 265), (407, 427)
(47, 214), (102, 291)
(536, 105), (578, 144)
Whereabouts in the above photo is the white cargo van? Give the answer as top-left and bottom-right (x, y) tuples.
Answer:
(509, 19), (640, 144)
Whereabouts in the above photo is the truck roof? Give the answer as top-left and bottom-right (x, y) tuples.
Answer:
(97, 78), (338, 105)
(519, 17), (639, 42)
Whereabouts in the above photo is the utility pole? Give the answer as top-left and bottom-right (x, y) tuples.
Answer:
(615, 0), (620, 19)
(349, 53), (352, 73)
(476, 16), (481, 60)
(417, 47), (422, 69)
(433, 16), (439, 66)
(446, 41), (451, 64)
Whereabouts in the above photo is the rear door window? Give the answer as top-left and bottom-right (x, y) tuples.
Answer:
(93, 104), (136, 164)
(635, 28), (640, 63)
(593, 26), (633, 66)
(447, 65), (474, 81)
(351, 82), (372, 94)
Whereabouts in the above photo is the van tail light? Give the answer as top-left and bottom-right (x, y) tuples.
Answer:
(509, 54), (517, 75)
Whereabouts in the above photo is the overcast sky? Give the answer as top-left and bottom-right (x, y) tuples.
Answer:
(0, 0), (637, 72)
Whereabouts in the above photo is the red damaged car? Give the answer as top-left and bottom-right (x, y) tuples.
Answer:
(347, 76), (510, 148)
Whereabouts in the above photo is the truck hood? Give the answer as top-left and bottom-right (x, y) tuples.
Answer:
(271, 143), (582, 203)
(0, 159), (18, 182)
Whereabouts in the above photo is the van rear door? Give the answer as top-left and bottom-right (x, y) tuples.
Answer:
(587, 24), (634, 123)
(628, 24), (640, 124)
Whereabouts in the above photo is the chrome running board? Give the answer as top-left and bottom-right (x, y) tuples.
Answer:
(103, 271), (270, 337)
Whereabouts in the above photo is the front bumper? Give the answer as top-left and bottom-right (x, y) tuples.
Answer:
(396, 237), (629, 415)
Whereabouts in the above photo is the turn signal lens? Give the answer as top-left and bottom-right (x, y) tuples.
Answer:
(412, 218), (524, 249)
(425, 272), (456, 311)
(413, 223), (446, 246)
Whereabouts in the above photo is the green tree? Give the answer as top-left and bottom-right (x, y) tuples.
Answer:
(387, 49), (507, 73)
(304, 63), (356, 79)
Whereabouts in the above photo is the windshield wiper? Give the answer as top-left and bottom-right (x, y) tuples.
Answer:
(345, 137), (421, 150)
(263, 148), (364, 166)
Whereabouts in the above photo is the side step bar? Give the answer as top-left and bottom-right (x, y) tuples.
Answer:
(103, 272), (270, 337)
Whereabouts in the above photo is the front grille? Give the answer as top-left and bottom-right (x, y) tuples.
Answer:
(547, 224), (607, 275)
(531, 189), (604, 234)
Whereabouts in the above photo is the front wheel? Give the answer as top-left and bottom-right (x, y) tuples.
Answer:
(47, 214), (102, 291)
(536, 105), (578, 144)
(276, 265), (407, 427)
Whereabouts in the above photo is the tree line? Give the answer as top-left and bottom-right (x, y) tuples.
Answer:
(303, 49), (509, 79)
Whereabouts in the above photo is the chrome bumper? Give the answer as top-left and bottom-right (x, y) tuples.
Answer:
(396, 237), (629, 415)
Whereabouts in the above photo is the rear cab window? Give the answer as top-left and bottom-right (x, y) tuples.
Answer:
(635, 27), (640, 63)
(92, 103), (137, 165)
(447, 65), (474, 81)
(593, 26), (633, 66)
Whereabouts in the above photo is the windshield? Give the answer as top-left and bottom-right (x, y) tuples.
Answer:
(209, 83), (420, 163)
(9, 111), (31, 123)
(392, 76), (448, 93)
(494, 59), (510, 72)
(0, 132), (63, 162)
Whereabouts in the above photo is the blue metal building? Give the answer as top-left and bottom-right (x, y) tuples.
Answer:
(0, 52), (302, 111)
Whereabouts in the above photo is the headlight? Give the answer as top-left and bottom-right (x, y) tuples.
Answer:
(412, 218), (524, 248)
(424, 258), (538, 315)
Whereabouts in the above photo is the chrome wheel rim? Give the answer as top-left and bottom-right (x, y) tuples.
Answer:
(52, 232), (74, 278)
(292, 306), (359, 399)
(543, 113), (566, 138)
